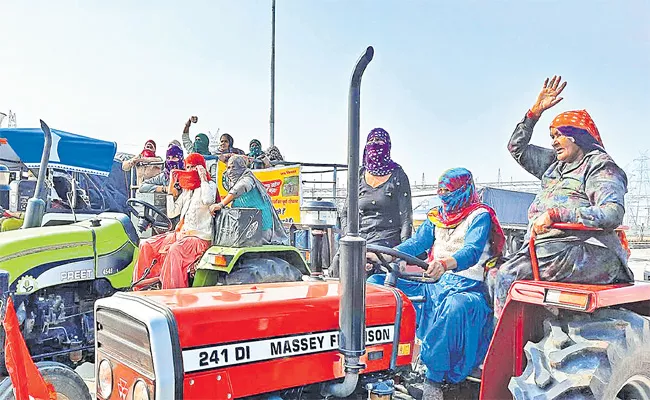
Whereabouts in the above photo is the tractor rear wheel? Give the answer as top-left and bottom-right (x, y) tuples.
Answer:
(509, 308), (650, 400)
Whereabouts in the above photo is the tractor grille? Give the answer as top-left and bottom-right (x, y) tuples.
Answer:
(96, 307), (154, 378)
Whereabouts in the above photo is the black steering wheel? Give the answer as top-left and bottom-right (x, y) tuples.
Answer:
(126, 198), (173, 234)
(366, 244), (439, 283)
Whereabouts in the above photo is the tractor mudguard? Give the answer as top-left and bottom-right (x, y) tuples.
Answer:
(193, 245), (310, 287)
(480, 279), (650, 399)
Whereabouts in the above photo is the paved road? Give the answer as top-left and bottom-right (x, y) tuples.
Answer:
(629, 248), (650, 281)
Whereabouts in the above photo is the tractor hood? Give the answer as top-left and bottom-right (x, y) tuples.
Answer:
(0, 215), (137, 294)
(0, 224), (95, 288)
(133, 281), (415, 350)
(0, 224), (93, 252)
(97, 281), (416, 398)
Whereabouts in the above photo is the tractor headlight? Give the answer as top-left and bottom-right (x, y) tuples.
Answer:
(132, 379), (150, 400)
(97, 359), (113, 398)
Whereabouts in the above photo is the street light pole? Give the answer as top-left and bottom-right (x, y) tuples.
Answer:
(270, 0), (276, 147)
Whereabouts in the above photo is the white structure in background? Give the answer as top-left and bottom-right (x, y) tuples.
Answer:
(0, 110), (17, 128)
(207, 128), (221, 154)
(625, 152), (650, 240)
(8, 111), (16, 127)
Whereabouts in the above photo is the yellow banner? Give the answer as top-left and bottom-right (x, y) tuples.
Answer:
(215, 162), (301, 223)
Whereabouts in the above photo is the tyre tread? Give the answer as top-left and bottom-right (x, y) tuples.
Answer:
(508, 308), (650, 400)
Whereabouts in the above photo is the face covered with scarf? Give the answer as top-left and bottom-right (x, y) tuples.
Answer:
(249, 139), (263, 158)
(193, 133), (211, 156)
(175, 153), (211, 190)
(363, 128), (399, 176)
(266, 146), (283, 161)
(431, 168), (479, 225)
(428, 168), (506, 255)
(549, 110), (604, 162)
(225, 155), (249, 188)
(164, 145), (184, 178)
(141, 140), (156, 158)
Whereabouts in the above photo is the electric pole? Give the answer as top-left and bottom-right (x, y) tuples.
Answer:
(270, 0), (276, 147)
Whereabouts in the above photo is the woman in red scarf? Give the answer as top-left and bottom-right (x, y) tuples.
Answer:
(493, 76), (633, 322)
(132, 153), (219, 290)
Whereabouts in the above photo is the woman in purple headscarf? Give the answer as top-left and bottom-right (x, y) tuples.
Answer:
(139, 145), (185, 194)
(339, 127), (413, 261)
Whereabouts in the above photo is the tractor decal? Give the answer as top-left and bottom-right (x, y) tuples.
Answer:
(182, 325), (394, 373)
(9, 256), (95, 292)
(15, 275), (39, 295)
(96, 242), (137, 278)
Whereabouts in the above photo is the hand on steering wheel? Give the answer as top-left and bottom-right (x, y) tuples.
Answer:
(366, 244), (439, 283)
(126, 198), (173, 234)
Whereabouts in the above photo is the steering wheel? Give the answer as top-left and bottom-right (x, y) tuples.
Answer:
(126, 198), (173, 234)
(366, 244), (439, 283)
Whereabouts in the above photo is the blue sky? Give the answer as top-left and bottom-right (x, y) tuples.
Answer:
(1, 0), (649, 184)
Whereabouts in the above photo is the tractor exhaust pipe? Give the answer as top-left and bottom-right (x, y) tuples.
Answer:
(22, 120), (52, 229)
(323, 46), (374, 398)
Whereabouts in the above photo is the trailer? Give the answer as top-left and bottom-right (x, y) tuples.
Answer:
(478, 187), (535, 256)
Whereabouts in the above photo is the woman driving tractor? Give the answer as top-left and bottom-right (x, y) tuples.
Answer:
(367, 167), (505, 400)
(491, 76), (635, 318)
(132, 152), (219, 290)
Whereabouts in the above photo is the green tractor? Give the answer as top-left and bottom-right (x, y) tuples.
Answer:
(0, 121), (312, 373)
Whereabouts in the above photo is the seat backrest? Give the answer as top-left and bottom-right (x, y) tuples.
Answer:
(212, 207), (264, 248)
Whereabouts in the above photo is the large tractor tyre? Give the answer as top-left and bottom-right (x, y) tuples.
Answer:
(0, 361), (91, 400)
(509, 307), (650, 400)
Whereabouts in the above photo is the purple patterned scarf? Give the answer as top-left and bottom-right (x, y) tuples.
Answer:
(165, 145), (185, 178)
(363, 128), (399, 176)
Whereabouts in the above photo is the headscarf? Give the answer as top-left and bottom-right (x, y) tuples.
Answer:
(164, 145), (184, 178)
(140, 140), (156, 158)
(168, 140), (182, 149)
(363, 128), (399, 176)
(266, 146), (284, 162)
(193, 133), (211, 155)
(185, 153), (211, 180)
(175, 153), (211, 190)
(249, 139), (263, 158)
(224, 155), (289, 244)
(550, 110), (605, 153)
(427, 168), (505, 255)
(226, 155), (249, 187)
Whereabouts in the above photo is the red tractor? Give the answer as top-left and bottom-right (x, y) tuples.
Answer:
(93, 47), (650, 400)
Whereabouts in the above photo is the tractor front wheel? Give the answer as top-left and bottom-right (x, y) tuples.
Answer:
(0, 361), (91, 400)
(509, 307), (650, 400)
